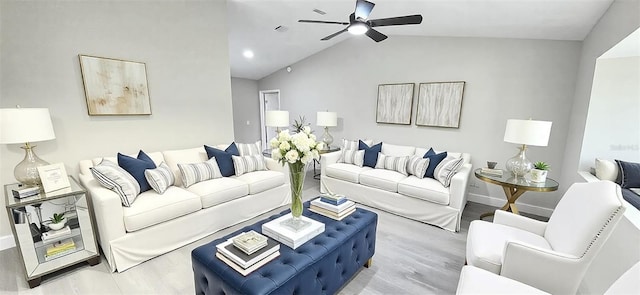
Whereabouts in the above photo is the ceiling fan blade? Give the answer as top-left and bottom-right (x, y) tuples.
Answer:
(354, 0), (375, 20)
(365, 28), (387, 42)
(369, 15), (423, 27)
(321, 28), (348, 41)
(298, 20), (349, 25)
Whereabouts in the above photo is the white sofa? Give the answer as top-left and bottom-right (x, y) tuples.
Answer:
(78, 145), (290, 272)
(320, 143), (472, 232)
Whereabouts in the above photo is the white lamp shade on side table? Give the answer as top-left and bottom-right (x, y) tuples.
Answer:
(503, 119), (552, 146)
(265, 110), (290, 128)
(316, 111), (338, 127)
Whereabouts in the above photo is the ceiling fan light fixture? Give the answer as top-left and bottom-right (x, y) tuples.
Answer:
(347, 22), (368, 35)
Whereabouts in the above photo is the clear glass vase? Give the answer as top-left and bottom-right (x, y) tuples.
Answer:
(280, 161), (310, 232)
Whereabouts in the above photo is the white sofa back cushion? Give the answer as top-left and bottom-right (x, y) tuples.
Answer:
(595, 158), (619, 181)
(382, 142), (416, 157)
(162, 147), (208, 187)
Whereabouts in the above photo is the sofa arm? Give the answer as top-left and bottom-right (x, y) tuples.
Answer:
(265, 157), (282, 172)
(449, 163), (472, 210)
(501, 241), (583, 294)
(494, 210), (547, 236)
(78, 174), (126, 251)
(320, 151), (341, 175)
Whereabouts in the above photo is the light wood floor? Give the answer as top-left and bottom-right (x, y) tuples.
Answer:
(0, 173), (543, 294)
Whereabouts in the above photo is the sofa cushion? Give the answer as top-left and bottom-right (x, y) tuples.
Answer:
(424, 148), (448, 178)
(616, 160), (640, 188)
(178, 158), (223, 188)
(595, 158), (618, 182)
(326, 163), (372, 183)
(118, 150), (156, 193)
(232, 155), (267, 176)
(187, 177), (249, 208)
(434, 156), (464, 187)
(398, 176), (451, 205)
(91, 159), (140, 207)
(359, 168), (406, 193)
(407, 156), (430, 179)
(162, 147), (208, 187)
(235, 170), (285, 194)
(144, 162), (175, 194)
(340, 139), (373, 151)
(340, 149), (365, 167)
(375, 153), (409, 176)
(122, 186), (202, 232)
(359, 141), (382, 168)
(205, 143), (240, 177)
(381, 143), (415, 157)
(236, 141), (262, 156)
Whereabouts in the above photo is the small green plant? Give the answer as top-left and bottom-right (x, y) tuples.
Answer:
(534, 161), (550, 170)
(50, 212), (65, 224)
(292, 115), (310, 133)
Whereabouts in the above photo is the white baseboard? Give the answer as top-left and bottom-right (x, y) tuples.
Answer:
(468, 193), (553, 218)
(0, 234), (16, 251)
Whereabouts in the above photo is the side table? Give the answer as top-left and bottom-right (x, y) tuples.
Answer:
(313, 146), (340, 180)
(4, 176), (100, 288)
(474, 169), (558, 219)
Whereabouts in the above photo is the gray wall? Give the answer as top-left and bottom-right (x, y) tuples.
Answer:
(560, 0), (640, 188)
(231, 78), (261, 142)
(0, 1), (233, 239)
(581, 56), (640, 165)
(258, 36), (581, 214)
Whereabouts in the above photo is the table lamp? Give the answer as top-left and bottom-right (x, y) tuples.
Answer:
(0, 107), (56, 186)
(266, 110), (289, 132)
(503, 119), (552, 177)
(316, 111), (337, 149)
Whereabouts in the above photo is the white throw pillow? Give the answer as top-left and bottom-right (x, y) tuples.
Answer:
(178, 158), (222, 188)
(144, 162), (175, 194)
(91, 159), (140, 207)
(232, 155), (267, 176)
(595, 158), (618, 181)
(407, 156), (430, 179)
(375, 153), (409, 176)
(434, 156), (464, 187)
(341, 149), (365, 167)
(236, 141), (262, 156)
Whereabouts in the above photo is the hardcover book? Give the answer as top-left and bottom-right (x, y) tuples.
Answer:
(217, 237), (279, 269)
(309, 206), (356, 221)
(216, 251), (280, 276)
(262, 215), (324, 249)
(232, 230), (268, 255)
(311, 198), (355, 213)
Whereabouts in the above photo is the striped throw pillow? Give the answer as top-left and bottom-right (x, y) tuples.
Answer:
(341, 149), (365, 167)
(407, 156), (430, 179)
(434, 156), (464, 187)
(375, 153), (409, 176)
(178, 158), (222, 188)
(232, 155), (267, 176)
(144, 162), (175, 194)
(236, 141), (262, 156)
(91, 159), (140, 207)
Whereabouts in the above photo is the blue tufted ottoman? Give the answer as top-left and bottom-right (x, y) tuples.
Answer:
(192, 201), (378, 295)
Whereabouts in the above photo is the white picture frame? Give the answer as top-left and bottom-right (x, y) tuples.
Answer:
(37, 163), (71, 193)
(376, 83), (415, 125)
(416, 81), (465, 128)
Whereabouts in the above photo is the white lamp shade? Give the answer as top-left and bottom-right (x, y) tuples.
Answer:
(265, 110), (289, 128)
(504, 119), (552, 146)
(0, 108), (56, 144)
(316, 111), (337, 127)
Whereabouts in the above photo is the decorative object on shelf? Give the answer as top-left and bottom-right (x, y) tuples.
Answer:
(316, 111), (338, 149)
(0, 107), (56, 186)
(78, 55), (151, 115)
(487, 161), (497, 169)
(530, 161), (550, 182)
(48, 212), (66, 231)
(270, 127), (324, 231)
(376, 83), (414, 125)
(37, 163), (71, 193)
(291, 115), (310, 133)
(503, 119), (552, 178)
(416, 81), (465, 128)
(265, 110), (289, 132)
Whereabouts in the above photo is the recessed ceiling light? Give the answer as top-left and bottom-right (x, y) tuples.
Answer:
(243, 50), (254, 59)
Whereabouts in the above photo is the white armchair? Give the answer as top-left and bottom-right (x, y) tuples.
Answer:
(465, 181), (626, 294)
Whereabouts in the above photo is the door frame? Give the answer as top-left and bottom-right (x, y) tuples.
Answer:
(259, 89), (281, 150)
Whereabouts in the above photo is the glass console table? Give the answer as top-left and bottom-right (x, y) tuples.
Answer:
(4, 176), (100, 288)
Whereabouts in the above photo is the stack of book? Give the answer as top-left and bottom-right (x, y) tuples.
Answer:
(309, 195), (356, 220)
(45, 238), (76, 261)
(216, 230), (280, 276)
(41, 226), (72, 242)
(480, 168), (503, 176)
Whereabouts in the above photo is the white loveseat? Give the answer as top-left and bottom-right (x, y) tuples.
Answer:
(78, 145), (290, 272)
(320, 143), (472, 232)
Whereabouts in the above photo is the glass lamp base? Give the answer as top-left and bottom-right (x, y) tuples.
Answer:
(321, 127), (333, 149)
(505, 145), (532, 177)
(280, 215), (311, 232)
(15, 144), (49, 186)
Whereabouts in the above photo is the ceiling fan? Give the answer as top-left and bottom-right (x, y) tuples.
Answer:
(298, 0), (423, 42)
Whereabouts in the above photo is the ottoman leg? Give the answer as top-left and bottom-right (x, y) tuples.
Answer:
(364, 258), (373, 268)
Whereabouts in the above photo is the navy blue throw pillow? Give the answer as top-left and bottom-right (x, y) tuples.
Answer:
(204, 143), (239, 177)
(118, 150), (157, 193)
(423, 148), (447, 178)
(359, 140), (382, 168)
(616, 160), (640, 189)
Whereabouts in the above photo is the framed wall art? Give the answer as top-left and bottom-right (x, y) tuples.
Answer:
(79, 55), (151, 115)
(416, 81), (465, 128)
(376, 83), (415, 125)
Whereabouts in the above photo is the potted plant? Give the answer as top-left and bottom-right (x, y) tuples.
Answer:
(530, 161), (550, 182)
(48, 212), (66, 231)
